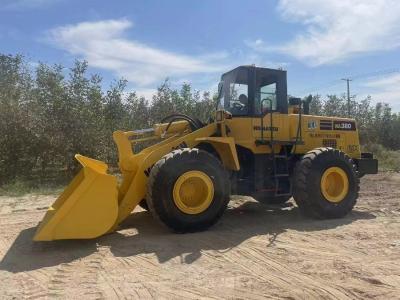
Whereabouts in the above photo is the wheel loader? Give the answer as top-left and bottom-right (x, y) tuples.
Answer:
(33, 65), (378, 241)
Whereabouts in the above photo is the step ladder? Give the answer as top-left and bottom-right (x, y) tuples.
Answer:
(257, 108), (292, 197)
(271, 148), (292, 197)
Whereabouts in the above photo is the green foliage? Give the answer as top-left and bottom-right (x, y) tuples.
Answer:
(0, 54), (217, 185)
(0, 53), (398, 189)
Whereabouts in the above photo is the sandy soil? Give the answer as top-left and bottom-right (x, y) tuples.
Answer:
(0, 173), (399, 299)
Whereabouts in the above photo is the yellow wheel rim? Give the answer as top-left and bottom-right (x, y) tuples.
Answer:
(320, 167), (349, 203)
(173, 170), (214, 214)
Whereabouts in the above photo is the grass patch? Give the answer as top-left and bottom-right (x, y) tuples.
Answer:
(0, 180), (64, 197)
(0, 168), (121, 197)
(0, 168), (73, 197)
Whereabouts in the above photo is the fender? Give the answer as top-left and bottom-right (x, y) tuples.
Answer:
(195, 137), (240, 171)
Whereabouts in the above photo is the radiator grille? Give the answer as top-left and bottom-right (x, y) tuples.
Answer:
(322, 139), (337, 148)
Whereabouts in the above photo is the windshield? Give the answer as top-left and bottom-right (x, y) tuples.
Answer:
(217, 67), (249, 116)
(217, 66), (284, 116)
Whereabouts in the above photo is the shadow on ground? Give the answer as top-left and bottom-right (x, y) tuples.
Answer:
(0, 201), (375, 273)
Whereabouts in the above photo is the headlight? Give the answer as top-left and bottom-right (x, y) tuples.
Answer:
(216, 110), (224, 122)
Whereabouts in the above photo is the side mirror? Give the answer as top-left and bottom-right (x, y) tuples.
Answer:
(217, 82), (223, 96)
(215, 81), (224, 111)
(303, 95), (312, 115)
(289, 97), (301, 106)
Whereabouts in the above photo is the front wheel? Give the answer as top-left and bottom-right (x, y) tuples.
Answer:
(146, 148), (230, 232)
(293, 147), (359, 219)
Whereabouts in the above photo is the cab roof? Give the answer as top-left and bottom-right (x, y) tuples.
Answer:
(221, 65), (287, 79)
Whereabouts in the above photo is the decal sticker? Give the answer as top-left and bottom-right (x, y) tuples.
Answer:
(333, 121), (356, 131)
(347, 145), (359, 152)
(320, 120), (333, 130)
(308, 120), (317, 130)
(309, 133), (341, 138)
(253, 126), (278, 131)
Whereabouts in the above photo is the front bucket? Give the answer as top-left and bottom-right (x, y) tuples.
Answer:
(34, 155), (119, 241)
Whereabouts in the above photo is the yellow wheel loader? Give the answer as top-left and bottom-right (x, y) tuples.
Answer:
(34, 66), (378, 241)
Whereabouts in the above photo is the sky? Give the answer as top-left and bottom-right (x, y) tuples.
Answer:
(1, 0), (400, 110)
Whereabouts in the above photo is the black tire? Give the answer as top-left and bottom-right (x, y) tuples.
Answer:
(146, 148), (230, 232)
(138, 199), (148, 210)
(293, 147), (359, 219)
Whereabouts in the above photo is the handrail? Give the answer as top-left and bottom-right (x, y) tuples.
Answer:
(260, 98), (273, 145)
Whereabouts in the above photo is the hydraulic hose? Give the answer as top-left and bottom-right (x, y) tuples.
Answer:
(161, 113), (204, 133)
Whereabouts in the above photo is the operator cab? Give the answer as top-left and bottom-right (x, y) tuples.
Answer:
(217, 65), (288, 116)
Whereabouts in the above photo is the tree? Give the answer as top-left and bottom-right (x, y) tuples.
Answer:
(0, 54), (36, 182)
(1, 53), (399, 186)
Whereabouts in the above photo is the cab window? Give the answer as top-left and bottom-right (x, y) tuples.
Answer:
(255, 73), (278, 115)
(256, 83), (277, 114)
(218, 67), (249, 116)
(228, 83), (248, 115)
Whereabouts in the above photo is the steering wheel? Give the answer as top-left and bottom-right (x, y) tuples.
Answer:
(232, 94), (248, 111)
(232, 101), (245, 109)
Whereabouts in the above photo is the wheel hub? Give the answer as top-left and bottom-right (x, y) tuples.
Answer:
(320, 167), (349, 203)
(173, 170), (214, 214)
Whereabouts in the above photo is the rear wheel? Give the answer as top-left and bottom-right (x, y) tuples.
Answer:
(146, 148), (230, 232)
(293, 147), (359, 218)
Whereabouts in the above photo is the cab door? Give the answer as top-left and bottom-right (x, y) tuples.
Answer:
(252, 74), (289, 143)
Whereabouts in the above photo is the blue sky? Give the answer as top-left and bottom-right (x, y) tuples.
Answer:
(1, 0), (400, 110)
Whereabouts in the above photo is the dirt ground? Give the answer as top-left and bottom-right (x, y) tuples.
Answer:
(0, 173), (399, 299)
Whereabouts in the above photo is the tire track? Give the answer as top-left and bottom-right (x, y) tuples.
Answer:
(19, 272), (48, 299)
(47, 262), (76, 298)
(217, 242), (352, 299)
(249, 246), (353, 298)
(47, 249), (106, 299)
